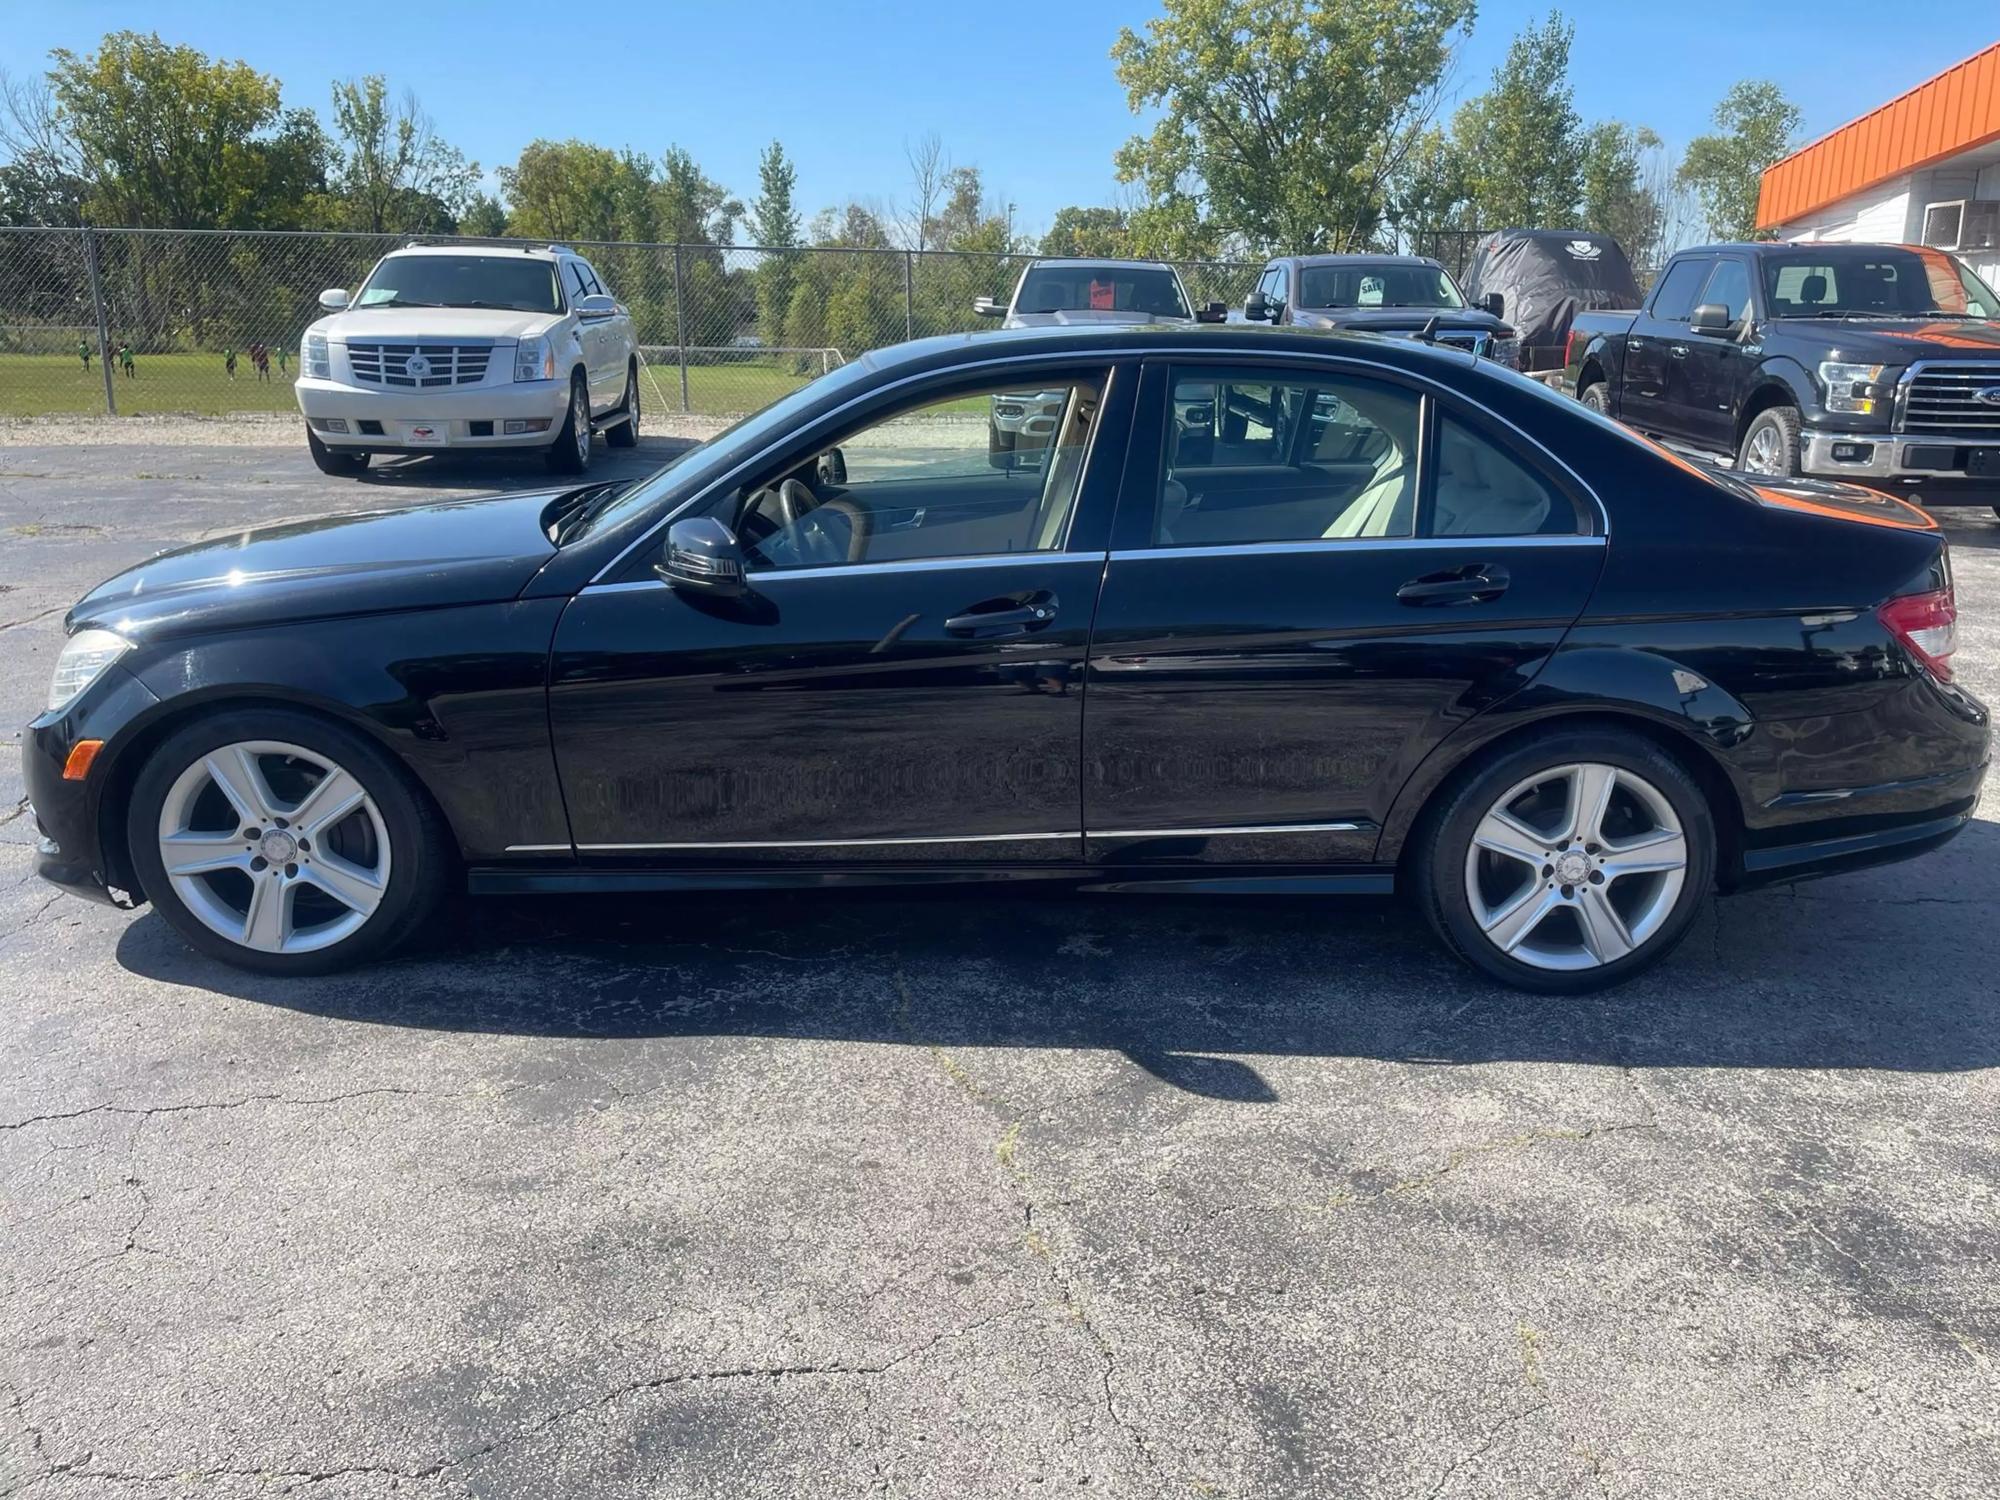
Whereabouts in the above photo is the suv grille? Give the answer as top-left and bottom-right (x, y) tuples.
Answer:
(346, 341), (495, 388)
(1896, 360), (2000, 437)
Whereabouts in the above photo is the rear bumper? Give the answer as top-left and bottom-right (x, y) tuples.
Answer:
(1801, 430), (2000, 503)
(296, 376), (570, 449)
(1730, 759), (1987, 890)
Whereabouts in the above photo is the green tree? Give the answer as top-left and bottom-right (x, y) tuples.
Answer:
(1580, 121), (1663, 267)
(1451, 11), (1585, 229)
(1040, 206), (1134, 258)
(458, 192), (508, 238)
(747, 140), (801, 346)
(499, 140), (649, 241)
(656, 145), (741, 244)
(1111, 0), (1473, 253)
(326, 75), (478, 233)
(1678, 80), (1801, 241)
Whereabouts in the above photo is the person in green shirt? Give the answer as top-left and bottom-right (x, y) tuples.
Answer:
(224, 348), (238, 381)
(118, 343), (134, 378)
(77, 338), (91, 371)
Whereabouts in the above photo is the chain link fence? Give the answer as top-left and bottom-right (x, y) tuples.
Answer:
(0, 226), (1261, 421)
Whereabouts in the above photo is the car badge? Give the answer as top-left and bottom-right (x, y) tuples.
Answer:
(1974, 385), (2000, 407)
(1565, 240), (1603, 261)
(404, 353), (432, 379)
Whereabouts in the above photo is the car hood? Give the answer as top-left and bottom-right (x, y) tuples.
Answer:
(1304, 307), (1510, 335)
(70, 491), (564, 642)
(312, 305), (564, 342)
(1003, 309), (1186, 328)
(1766, 317), (2000, 362)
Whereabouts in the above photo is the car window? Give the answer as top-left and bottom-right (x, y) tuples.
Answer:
(1647, 258), (1709, 322)
(1431, 414), (1574, 537)
(1699, 259), (1752, 326)
(576, 260), (606, 297)
(1155, 369), (1420, 546)
(733, 376), (1106, 570)
(563, 261), (593, 301)
(354, 254), (563, 313)
(1015, 266), (1190, 318)
(1272, 265), (1289, 305)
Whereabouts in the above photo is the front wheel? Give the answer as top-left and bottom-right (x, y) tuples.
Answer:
(544, 372), (592, 475)
(1737, 405), (1802, 479)
(307, 427), (367, 476)
(607, 363), (640, 448)
(1413, 731), (1716, 993)
(126, 709), (450, 974)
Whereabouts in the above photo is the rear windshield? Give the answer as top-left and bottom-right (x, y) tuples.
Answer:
(356, 255), (564, 314)
(1299, 263), (1465, 310)
(1761, 247), (1999, 319)
(1016, 266), (1190, 318)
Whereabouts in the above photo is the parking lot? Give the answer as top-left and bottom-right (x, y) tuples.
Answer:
(2, 421), (1996, 1499)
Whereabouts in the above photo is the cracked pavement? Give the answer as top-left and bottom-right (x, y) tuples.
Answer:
(1, 433), (1997, 1498)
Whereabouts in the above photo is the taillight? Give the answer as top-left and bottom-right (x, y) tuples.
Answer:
(1878, 585), (1957, 681)
(1565, 330), (1583, 367)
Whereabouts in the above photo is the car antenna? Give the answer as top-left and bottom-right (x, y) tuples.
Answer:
(1415, 314), (1441, 345)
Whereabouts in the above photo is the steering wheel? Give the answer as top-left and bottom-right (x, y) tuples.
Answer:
(775, 477), (816, 527)
(794, 497), (871, 566)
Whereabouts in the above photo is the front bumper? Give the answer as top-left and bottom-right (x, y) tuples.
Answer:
(295, 375), (569, 450)
(22, 665), (162, 909)
(1801, 429), (2000, 502)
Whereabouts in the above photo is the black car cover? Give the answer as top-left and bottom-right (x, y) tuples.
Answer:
(1462, 230), (1641, 357)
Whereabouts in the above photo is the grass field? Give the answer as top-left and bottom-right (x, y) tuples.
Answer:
(0, 351), (821, 420)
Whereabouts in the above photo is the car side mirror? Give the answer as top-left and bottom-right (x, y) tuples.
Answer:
(1689, 302), (1732, 336)
(1195, 301), (1228, 323)
(657, 516), (747, 598)
(973, 296), (1005, 318)
(816, 447), (847, 486)
(1244, 292), (1270, 322)
(577, 293), (618, 320)
(319, 288), (350, 311)
(1483, 292), (1504, 317)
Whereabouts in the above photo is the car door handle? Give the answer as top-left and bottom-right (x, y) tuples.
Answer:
(1669, 344), (1689, 358)
(1396, 564), (1510, 606)
(944, 596), (1058, 637)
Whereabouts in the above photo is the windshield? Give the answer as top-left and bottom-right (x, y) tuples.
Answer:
(1761, 248), (2000, 319)
(1299, 263), (1466, 310)
(356, 254), (563, 313)
(1015, 266), (1190, 318)
(564, 359), (881, 541)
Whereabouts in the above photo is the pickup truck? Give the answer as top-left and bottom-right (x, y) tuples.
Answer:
(1239, 253), (1518, 364)
(1564, 241), (2000, 510)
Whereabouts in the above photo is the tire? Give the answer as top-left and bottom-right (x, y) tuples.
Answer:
(607, 362), (640, 448)
(307, 427), (368, 476)
(125, 707), (451, 975)
(1412, 729), (1716, 994)
(1579, 382), (1610, 416)
(544, 372), (592, 474)
(1737, 405), (1802, 479)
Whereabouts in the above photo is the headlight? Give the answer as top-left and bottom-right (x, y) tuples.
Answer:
(1818, 361), (1890, 415)
(46, 628), (132, 713)
(305, 333), (330, 380)
(1487, 337), (1522, 369)
(514, 335), (555, 382)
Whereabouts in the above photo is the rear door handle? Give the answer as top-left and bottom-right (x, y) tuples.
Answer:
(1397, 564), (1510, 607)
(1669, 344), (1689, 359)
(944, 595), (1058, 637)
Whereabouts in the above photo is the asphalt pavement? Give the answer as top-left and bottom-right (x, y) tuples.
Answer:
(1, 432), (1996, 1499)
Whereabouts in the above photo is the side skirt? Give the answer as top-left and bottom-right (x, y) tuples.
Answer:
(466, 864), (1399, 898)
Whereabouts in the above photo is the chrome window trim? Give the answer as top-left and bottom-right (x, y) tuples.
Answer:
(1107, 534), (1605, 564)
(591, 343), (1612, 583)
(582, 550), (1109, 595)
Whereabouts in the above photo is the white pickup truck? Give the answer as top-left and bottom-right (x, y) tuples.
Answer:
(296, 243), (640, 476)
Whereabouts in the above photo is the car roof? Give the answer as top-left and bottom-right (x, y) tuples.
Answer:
(1280, 254), (1446, 270)
(386, 243), (571, 261)
(1025, 257), (1179, 272)
(1676, 241), (1930, 257)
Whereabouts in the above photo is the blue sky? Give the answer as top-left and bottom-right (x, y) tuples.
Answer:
(3, 1), (1994, 237)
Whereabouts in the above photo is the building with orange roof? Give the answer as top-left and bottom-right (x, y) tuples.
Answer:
(1758, 42), (2000, 290)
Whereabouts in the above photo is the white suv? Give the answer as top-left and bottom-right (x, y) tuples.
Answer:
(296, 243), (640, 476)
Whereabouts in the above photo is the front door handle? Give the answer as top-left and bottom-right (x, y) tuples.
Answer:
(1396, 563), (1510, 607)
(944, 594), (1058, 637)
(1669, 344), (1689, 359)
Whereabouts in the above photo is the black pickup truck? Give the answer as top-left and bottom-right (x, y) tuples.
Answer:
(1565, 241), (2000, 510)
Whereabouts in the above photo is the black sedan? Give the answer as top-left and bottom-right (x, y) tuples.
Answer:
(22, 324), (1991, 992)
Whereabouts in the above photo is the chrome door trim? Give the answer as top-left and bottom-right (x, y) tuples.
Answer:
(1106, 534), (1605, 564)
(577, 831), (1083, 852)
(581, 550), (1109, 596)
(1092, 820), (1365, 838)
(503, 843), (574, 853)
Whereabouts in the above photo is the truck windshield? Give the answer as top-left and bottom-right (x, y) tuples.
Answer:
(1761, 248), (1999, 319)
(356, 255), (564, 314)
(1016, 266), (1190, 318)
(1299, 264), (1466, 309)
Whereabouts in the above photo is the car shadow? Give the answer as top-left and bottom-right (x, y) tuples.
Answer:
(113, 818), (2000, 1094)
(1935, 508), (2000, 550)
(348, 435), (698, 491)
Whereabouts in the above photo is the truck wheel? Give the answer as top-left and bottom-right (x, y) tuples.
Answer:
(1737, 406), (1802, 479)
(606, 362), (640, 448)
(1579, 383), (1610, 416)
(544, 372), (592, 475)
(307, 428), (367, 476)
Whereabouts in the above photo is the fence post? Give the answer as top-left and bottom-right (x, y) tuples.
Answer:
(672, 243), (690, 413)
(904, 251), (915, 341)
(82, 225), (116, 417)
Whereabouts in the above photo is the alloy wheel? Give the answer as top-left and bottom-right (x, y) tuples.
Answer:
(155, 740), (392, 955)
(572, 382), (590, 464)
(1742, 425), (1784, 475)
(1462, 761), (1688, 972)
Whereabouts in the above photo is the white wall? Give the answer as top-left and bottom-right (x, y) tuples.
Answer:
(1774, 175), (1913, 243)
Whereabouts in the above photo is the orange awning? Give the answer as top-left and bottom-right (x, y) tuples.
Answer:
(1758, 42), (2000, 230)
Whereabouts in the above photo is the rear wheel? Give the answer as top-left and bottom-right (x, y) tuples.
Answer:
(607, 362), (640, 448)
(1579, 382), (1610, 416)
(1413, 730), (1715, 993)
(1737, 405), (1802, 478)
(126, 708), (450, 975)
(544, 372), (592, 474)
(307, 428), (367, 476)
